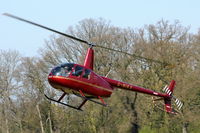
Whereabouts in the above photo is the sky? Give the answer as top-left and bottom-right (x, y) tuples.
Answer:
(0, 0), (200, 57)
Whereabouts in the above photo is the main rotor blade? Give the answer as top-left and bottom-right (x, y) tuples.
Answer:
(3, 13), (89, 45)
(3, 13), (171, 66)
(96, 45), (169, 65)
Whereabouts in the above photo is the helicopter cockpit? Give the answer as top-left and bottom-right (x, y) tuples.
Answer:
(51, 63), (74, 77)
(50, 63), (92, 79)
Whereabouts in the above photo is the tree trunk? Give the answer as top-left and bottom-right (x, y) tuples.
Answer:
(19, 120), (23, 133)
(6, 118), (9, 133)
(36, 105), (44, 133)
(182, 122), (188, 133)
(48, 111), (53, 133)
(131, 93), (139, 133)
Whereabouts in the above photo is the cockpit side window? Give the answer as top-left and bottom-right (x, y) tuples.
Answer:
(51, 63), (74, 77)
(51, 67), (61, 76)
(72, 65), (83, 77)
(64, 64), (73, 74)
(83, 69), (91, 79)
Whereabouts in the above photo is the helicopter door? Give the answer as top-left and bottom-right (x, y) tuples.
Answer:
(82, 69), (91, 79)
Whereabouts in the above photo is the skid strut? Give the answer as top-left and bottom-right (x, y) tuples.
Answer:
(74, 90), (107, 107)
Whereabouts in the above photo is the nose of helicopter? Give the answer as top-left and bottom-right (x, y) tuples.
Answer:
(48, 72), (54, 83)
(48, 66), (59, 83)
(47, 63), (74, 89)
(47, 71), (63, 90)
(47, 66), (68, 86)
(47, 66), (61, 86)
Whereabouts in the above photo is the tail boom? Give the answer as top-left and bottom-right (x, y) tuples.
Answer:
(102, 77), (170, 98)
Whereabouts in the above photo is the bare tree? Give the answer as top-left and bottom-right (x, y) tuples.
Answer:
(0, 50), (21, 133)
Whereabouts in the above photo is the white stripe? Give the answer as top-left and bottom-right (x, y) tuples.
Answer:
(179, 103), (183, 107)
(177, 102), (181, 107)
(177, 102), (183, 109)
(165, 88), (169, 93)
(167, 89), (171, 94)
(178, 104), (183, 110)
(163, 85), (168, 92)
(165, 86), (168, 91)
(175, 99), (178, 103)
(176, 100), (180, 105)
(175, 99), (180, 104)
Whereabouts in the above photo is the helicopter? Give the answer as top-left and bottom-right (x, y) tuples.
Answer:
(3, 13), (183, 114)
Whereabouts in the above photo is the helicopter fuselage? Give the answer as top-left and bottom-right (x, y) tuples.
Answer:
(48, 63), (113, 98)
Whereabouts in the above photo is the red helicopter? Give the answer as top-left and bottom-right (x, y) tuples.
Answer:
(4, 13), (183, 114)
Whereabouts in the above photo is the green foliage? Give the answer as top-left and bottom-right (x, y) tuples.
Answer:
(140, 126), (157, 133)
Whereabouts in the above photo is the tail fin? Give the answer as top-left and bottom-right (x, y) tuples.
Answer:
(162, 80), (183, 114)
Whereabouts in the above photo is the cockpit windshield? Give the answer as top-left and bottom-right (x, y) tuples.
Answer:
(51, 63), (74, 77)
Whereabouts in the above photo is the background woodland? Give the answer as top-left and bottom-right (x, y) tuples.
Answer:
(0, 19), (200, 133)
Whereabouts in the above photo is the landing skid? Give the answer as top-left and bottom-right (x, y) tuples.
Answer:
(44, 94), (83, 111)
(44, 90), (107, 111)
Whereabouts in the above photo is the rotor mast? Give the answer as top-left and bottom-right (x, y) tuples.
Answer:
(84, 45), (94, 70)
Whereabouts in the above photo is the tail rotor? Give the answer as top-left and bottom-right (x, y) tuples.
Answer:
(153, 80), (183, 114)
(162, 80), (183, 114)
